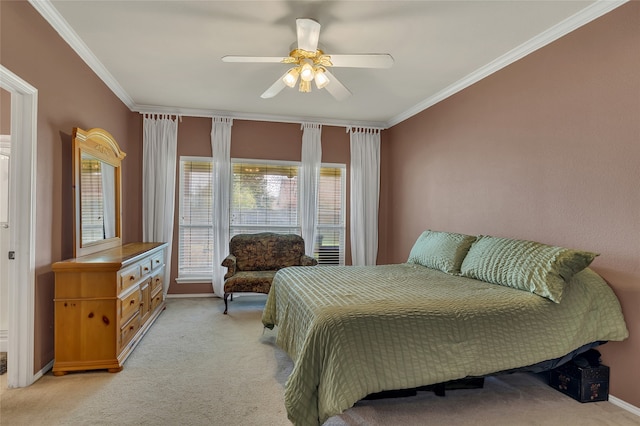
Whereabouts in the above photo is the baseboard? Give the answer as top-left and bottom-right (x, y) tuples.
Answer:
(34, 359), (54, 382)
(166, 293), (218, 299)
(610, 395), (640, 417)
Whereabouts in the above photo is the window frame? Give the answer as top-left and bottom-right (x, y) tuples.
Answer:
(176, 156), (346, 282)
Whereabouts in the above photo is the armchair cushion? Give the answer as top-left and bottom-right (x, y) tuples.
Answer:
(223, 271), (276, 295)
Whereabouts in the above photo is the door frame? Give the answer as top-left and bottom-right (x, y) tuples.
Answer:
(0, 65), (38, 388)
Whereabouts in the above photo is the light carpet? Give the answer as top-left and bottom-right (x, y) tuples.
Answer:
(1, 296), (638, 426)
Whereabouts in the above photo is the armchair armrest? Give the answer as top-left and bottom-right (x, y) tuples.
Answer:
(300, 254), (318, 267)
(222, 254), (237, 279)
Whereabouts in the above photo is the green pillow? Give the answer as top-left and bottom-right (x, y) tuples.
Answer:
(407, 230), (476, 275)
(460, 235), (598, 303)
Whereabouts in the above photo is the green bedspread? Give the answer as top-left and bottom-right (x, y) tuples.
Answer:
(261, 264), (628, 426)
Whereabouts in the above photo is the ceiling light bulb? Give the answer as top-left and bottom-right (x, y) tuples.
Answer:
(314, 69), (330, 89)
(300, 60), (314, 82)
(283, 68), (300, 88)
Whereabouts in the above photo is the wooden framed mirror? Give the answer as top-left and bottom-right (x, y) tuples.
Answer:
(72, 127), (126, 258)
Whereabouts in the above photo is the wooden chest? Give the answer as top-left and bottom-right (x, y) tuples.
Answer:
(549, 361), (609, 402)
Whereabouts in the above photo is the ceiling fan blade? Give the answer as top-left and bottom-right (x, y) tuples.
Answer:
(328, 54), (394, 68)
(322, 70), (352, 101)
(260, 73), (288, 99)
(222, 55), (286, 63)
(296, 18), (321, 52)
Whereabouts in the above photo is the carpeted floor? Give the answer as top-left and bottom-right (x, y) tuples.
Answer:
(1, 296), (638, 425)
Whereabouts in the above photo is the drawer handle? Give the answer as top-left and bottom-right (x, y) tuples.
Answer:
(102, 316), (110, 325)
(155, 278), (160, 283)
(144, 267), (149, 272)
(129, 276), (135, 281)
(155, 260), (160, 264)
(129, 300), (135, 306)
(129, 325), (135, 331)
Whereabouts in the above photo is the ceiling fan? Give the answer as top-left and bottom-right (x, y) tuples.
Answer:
(221, 18), (394, 101)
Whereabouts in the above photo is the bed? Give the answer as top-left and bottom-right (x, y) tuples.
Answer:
(261, 232), (629, 426)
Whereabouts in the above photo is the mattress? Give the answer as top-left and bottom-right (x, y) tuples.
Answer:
(262, 264), (628, 426)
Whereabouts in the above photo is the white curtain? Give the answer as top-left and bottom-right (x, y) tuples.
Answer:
(299, 123), (322, 256)
(211, 117), (233, 297)
(349, 127), (381, 266)
(143, 114), (179, 294)
(101, 162), (116, 239)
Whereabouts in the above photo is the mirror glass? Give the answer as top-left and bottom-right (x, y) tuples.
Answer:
(79, 153), (116, 245)
(72, 127), (126, 257)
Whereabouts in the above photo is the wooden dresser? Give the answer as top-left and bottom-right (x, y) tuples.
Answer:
(52, 242), (167, 375)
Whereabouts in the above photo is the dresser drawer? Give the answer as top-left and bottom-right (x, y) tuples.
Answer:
(150, 268), (164, 294)
(119, 264), (141, 292)
(150, 252), (165, 271)
(120, 311), (140, 350)
(140, 259), (153, 276)
(120, 288), (141, 323)
(150, 288), (164, 312)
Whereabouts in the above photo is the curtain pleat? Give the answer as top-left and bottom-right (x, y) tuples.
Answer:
(143, 114), (179, 294)
(211, 117), (233, 297)
(299, 123), (322, 255)
(349, 127), (380, 266)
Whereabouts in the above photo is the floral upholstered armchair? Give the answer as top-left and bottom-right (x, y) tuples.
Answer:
(221, 233), (317, 314)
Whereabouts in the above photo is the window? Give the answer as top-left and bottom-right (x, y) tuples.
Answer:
(178, 158), (213, 278)
(177, 157), (346, 279)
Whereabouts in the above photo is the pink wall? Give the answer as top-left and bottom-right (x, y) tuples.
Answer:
(384, 2), (640, 407)
(1, 88), (10, 134)
(169, 118), (352, 294)
(1, 2), (139, 372)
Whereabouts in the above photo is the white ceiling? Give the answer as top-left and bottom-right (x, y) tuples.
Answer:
(33, 1), (624, 128)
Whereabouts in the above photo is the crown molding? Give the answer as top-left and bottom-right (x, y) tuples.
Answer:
(28, 0), (136, 109)
(385, 0), (629, 128)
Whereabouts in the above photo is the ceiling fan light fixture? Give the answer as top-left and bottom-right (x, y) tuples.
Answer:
(299, 79), (312, 93)
(314, 68), (330, 89)
(300, 60), (315, 82)
(225, 18), (391, 100)
(283, 68), (300, 88)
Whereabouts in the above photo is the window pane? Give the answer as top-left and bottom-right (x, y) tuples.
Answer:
(231, 162), (299, 232)
(179, 159), (213, 276)
(181, 161), (213, 226)
(318, 167), (342, 226)
(315, 166), (346, 266)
